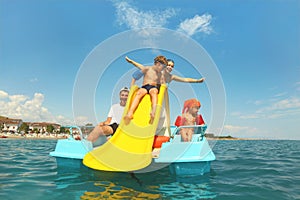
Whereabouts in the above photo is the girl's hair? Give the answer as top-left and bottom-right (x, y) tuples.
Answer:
(167, 59), (174, 64)
(182, 98), (201, 113)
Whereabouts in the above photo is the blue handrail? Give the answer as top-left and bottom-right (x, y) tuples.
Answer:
(172, 124), (208, 141)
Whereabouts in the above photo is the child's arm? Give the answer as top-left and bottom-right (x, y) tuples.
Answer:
(197, 115), (205, 125)
(172, 75), (205, 83)
(125, 56), (145, 70)
(175, 116), (182, 127)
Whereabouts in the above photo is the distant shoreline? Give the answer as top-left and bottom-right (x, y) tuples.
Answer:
(1, 135), (290, 141)
(1, 134), (264, 141)
(0, 132), (274, 141)
(207, 137), (263, 141)
(0, 134), (68, 140)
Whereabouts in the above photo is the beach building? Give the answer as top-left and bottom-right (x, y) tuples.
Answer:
(0, 117), (23, 133)
(27, 122), (61, 133)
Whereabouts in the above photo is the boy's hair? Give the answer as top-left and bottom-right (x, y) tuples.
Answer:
(154, 55), (168, 65)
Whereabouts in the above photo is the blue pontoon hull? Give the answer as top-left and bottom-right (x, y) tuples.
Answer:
(50, 125), (215, 176)
(153, 132), (215, 176)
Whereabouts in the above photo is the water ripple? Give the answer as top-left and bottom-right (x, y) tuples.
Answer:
(1, 139), (299, 200)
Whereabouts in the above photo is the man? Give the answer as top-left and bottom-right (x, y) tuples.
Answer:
(87, 87), (129, 143)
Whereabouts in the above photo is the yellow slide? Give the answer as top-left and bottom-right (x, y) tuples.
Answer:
(83, 84), (167, 171)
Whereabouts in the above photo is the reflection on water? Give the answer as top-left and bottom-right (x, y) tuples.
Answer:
(78, 174), (216, 200)
(3, 140), (297, 199)
(81, 182), (161, 199)
(52, 157), (216, 199)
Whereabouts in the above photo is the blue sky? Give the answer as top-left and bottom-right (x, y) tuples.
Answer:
(0, 0), (299, 140)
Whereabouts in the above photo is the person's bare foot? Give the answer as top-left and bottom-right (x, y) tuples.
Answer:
(124, 114), (133, 125)
(152, 148), (160, 158)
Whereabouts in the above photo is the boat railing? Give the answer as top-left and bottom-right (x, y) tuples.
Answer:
(171, 124), (207, 141)
(62, 125), (95, 140)
(63, 125), (83, 140)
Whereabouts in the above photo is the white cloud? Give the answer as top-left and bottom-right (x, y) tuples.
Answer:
(75, 116), (91, 126)
(295, 82), (300, 91)
(112, 1), (178, 50)
(30, 78), (38, 83)
(240, 114), (260, 119)
(0, 91), (74, 125)
(0, 90), (9, 99)
(223, 125), (259, 136)
(264, 97), (300, 111)
(177, 14), (213, 36)
(223, 125), (252, 133)
(230, 111), (242, 117)
(9, 94), (28, 103)
(237, 97), (300, 120)
(253, 100), (263, 105)
(112, 1), (214, 40)
(273, 92), (287, 98)
(56, 115), (75, 126)
(114, 1), (176, 30)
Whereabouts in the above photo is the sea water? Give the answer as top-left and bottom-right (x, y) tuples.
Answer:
(0, 139), (299, 200)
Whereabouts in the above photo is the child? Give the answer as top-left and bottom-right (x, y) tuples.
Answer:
(129, 58), (205, 86)
(124, 55), (168, 124)
(175, 98), (205, 142)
